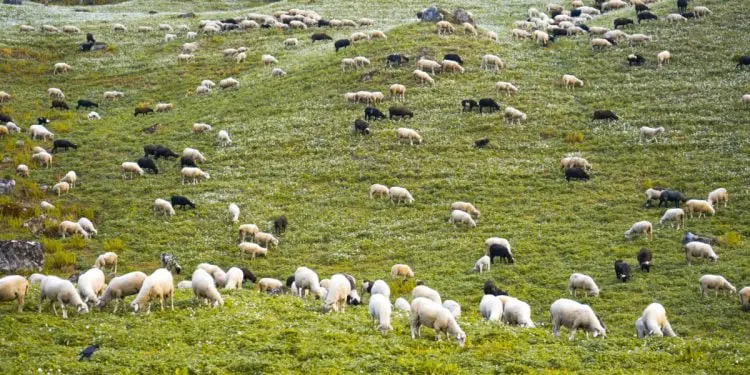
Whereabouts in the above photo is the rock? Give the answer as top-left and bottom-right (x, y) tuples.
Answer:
(0, 240), (43, 272)
(454, 9), (474, 24)
(2, 156), (12, 163)
(418, 6), (442, 22)
(0, 179), (15, 195)
(22, 215), (57, 236)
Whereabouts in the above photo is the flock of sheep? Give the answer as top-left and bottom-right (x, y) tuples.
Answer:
(0, 0), (748, 352)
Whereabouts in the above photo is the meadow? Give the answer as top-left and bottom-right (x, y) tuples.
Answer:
(0, 0), (749, 373)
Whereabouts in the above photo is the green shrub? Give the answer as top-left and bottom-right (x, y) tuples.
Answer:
(566, 132), (584, 144)
(48, 249), (76, 269)
(40, 238), (63, 254)
(104, 238), (126, 253)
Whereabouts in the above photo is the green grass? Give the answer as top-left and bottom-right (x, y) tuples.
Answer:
(1, 0), (750, 373)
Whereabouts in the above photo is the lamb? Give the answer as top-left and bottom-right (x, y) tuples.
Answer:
(391, 264), (414, 279)
(635, 303), (676, 338)
(257, 278), (283, 293)
(511, 28), (532, 39)
(568, 273), (600, 297)
(368, 294), (393, 333)
(550, 298), (605, 340)
(186, 31), (197, 39)
(533, 30), (551, 46)
(254, 232), (279, 248)
(396, 128), (422, 145)
(685, 199), (715, 218)
(196, 85), (211, 94)
(614, 260), (631, 282)
(155, 103), (174, 113)
(294, 267), (325, 298)
(324, 274), (352, 312)
(479, 294), (503, 321)
(59, 220), (89, 238)
(224, 267), (246, 290)
(183, 147), (206, 162)
(699, 275), (735, 297)
(120, 162), (144, 179)
(219, 78), (240, 89)
(410, 298), (466, 347)
(238, 224), (260, 242)
(624, 221), (653, 241)
(389, 186), (414, 204)
(435, 21), (455, 35)
(412, 285), (441, 304)
(181, 167), (210, 184)
(449, 209), (476, 228)
(644, 188), (663, 207)
(77, 268), (106, 305)
(39, 276), (89, 319)
(93, 252), (116, 273)
(238, 242), (268, 259)
(216, 130), (232, 147)
(192, 268), (223, 307)
(442, 60), (464, 74)
(88, 111), (101, 120)
(154, 199), (176, 216)
(53, 63), (71, 74)
(413, 70), (434, 85)
(390, 84), (406, 101)
(740, 287), (750, 311)
(501, 297), (535, 327)
(504, 106), (527, 123)
(52, 181), (70, 196)
(637, 248), (653, 272)
(16, 164), (29, 178)
(164, 33), (176, 42)
(562, 74), (584, 89)
(96, 271), (147, 312)
(707, 188), (728, 208)
(473, 255), (491, 273)
(0, 275), (29, 312)
(235, 52), (247, 63)
(657, 51), (672, 67)
(228, 203), (240, 223)
(103, 91), (124, 100)
(684, 241), (718, 264)
(495, 82), (519, 96)
(131, 269), (174, 313)
(657, 208), (685, 229)
(32, 152), (52, 168)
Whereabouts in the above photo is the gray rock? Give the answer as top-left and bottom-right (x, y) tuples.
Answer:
(0, 179), (15, 195)
(0, 240), (43, 272)
(454, 9), (474, 24)
(418, 6), (442, 22)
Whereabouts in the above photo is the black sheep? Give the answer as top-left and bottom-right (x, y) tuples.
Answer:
(240, 267), (257, 283)
(334, 39), (351, 52)
(38, 117), (50, 124)
(365, 107), (386, 121)
(0, 114), (11, 123)
(144, 145), (178, 159)
(551, 28), (570, 37)
(285, 275), (295, 288)
(51, 140), (78, 153)
(461, 99), (478, 113)
(483, 280), (508, 296)
(478, 98), (500, 114)
(170, 195), (195, 209)
(571, 9), (582, 17)
(658, 189), (686, 208)
(578, 24), (589, 32)
(385, 54), (409, 67)
(80, 42), (106, 52)
(353, 118), (370, 135)
(677, 0), (688, 14)
(78, 345), (99, 361)
(489, 244), (514, 264)
(51, 100), (69, 110)
(443, 53), (464, 65)
(86, 33), (95, 43)
(143, 144), (159, 157)
(637, 11), (658, 23)
(311, 33), (332, 42)
(76, 99), (98, 109)
(614, 260), (632, 282)
(681, 11), (695, 19)
(389, 106), (413, 120)
(636, 248), (652, 272)
(614, 18), (634, 29)
(474, 138), (490, 148)
(222, 18), (238, 24)
(134, 107), (154, 116)
(274, 215), (288, 235)
(180, 156), (197, 168)
(628, 54), (646, 66)
(682, 232), (718, 246)
(565, 167), (590, 181)
(635, 3), (649, 13)
(592, 110), (618, 121)
(317, 19), (330, 27)
(222, 23), (239, 31)
(736, 55), (750, 69)
(137, 157), (159, 174)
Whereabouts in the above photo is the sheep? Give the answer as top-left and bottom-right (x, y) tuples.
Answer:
(393, 297), (411, 311)
(396, 128), (422, 146)
(53, 63), (71, 74)
(591, 38), (614, 49)
(740, 287), (750, 311)
(693, 6), (712, 17)
(217, 77), (240, 90)
(562, 74), (584, 89)
(442, 60), (464, 74)
(449, 209), (476, 228)
(369, 30), (387, 40)
(684, 241), (718, 264)
(103, 91), (124, 100)
(501, 297), (535, 327)
(637, 248), (653, 272)
(113, 24), (127, 32)
(568, 273), (599, 297)
(324, 274), (351, 312)
(28, 273), (47, 286)
(183, 147), (206, 162)
(560, 156), (592, 171)
(354, 56), (371, 68)
(495, 81), (519, 96)
(51, 181), (70, 197)
(416, 58), (441, 75)
(462, 22), (478, 36)
(42, 25), (59, 33)
(413, 70), (435, 85)
(533, 30), (551, 46)
(154, 198), (176, 217)
(88, 111), (101, 120)
(707, 188), (728, 208)
(436, 21), (455, 35)
(644, 188), (663, 207)
(192, 123), (213, 134)
(57, 170), (77, 189)
(627, 34), (652, 47)
(261, 54), (278, 66)
(699, 275), (735, 297)
(479, 294), (503, 321)
(254, 232), (279, 248)
(234, 52), (247, 64)
(120, 162), (144, 179)
(438, 300), (460, 319)
(155, 103), (174, 113)
(656, 51), (672, 68)
(504, 106), (527, 123)
(389, 186), (414, 204)
(624, 221), (653, 241)
(39, 276), (89, 319)
(666, 13), (688, 23)
(138, 26), (153, 33)
(294, 267), (325, 298)
(96, 272), (147, 313)
(214, 130), (233, 147)
(238, 242), (268, 259)
(16, 164), (29, 178)
(177, 53), (194, 63)
(131, 269), (174, 313)
(511, 28), (532, 39)
(485, 237), (511, 254)
(368, 294), (393, 333)
(389, 84), (406, 101)
(186, 31), (197, 39)
(364, 107), (386, 120)
(659, 189), (686, 208)
(480, 54), (504, 71)
(20, 25), (35, 32)
(362, 279), (390, 298)
(258, 278), (283, 293)
(93, 252), (116, 273)
(473, 255), (491, 273)
(47, 88), (65, 99)
(685, 199), (715, 218)
(59, 220), (89, 238)
(635, 303), (676, 338)
(238, 224), (260, 242)
(32, 151), (52, 168)
(412, 285), (441, 304)
(659, 208), (685, 229)
(550, 299), (605, 340)
(488, 243), (514, 264)
(191, 269), (223, 308)
(449, 202), (479, 218)
(77, 268), (106, 305)
(410, 298), (466, 347)
(0, 275), (29, 312)
(391, 264), (414, 280)
(743, 94), (750, 105)
(40, 201), (55, 211)
(614, 260), (632, 282)
(181, 167), (210, 185)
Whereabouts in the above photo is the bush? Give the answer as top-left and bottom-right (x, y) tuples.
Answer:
(66, 236), (86, 250)
(720, 231), (741, 247)
(40, 238), (63, 254)
(566, 132), (584, 144)
(48, 249), (76, 269)
(104, 238), (125, 253)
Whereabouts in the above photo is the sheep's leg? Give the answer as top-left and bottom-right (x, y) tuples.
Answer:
(568, 327), (577, 341)
(113, 299), (119, 314)
(39, 295), (44, 313)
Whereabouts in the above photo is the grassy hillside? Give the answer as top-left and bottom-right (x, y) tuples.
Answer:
(1, 0), (749, 373)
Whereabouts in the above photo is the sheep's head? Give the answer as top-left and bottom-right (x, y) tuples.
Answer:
(455, 331), (467, 347)
(708, 254), (718, 262)
(78, 303), (89, 314)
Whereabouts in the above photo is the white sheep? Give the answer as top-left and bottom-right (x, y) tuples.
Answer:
(627, 34), (652, 47)
(294, 267), (325, 298)
(624, 221), (653, 241)
(88, 111), (101, 120)
(32, 151), (52, 168)
(196, 85), (211, 95)
(639, 126), (665, 142)
(154, 198), (176, 217)
(389, 186), (414, 204)
(254, 232), (279, 248)
(341, 58), (357, 72)
(635, 303), (676, 338)
(28, 273), (47, 285)
(77, 268), (106, 305)
(396, 128), (422, 145)
(113, 24), (127, 32)
(442, 60), (464, 74)
(501, 297), (535, 328)
(413, 70), (435, 85)
(235, 52), (247, 64)
(262, 54), (278, 66)
(62, 25), (80, 33)
(533, 30), (550, 45)
(0, 91), (10, 103)
(369, 184), (389, 199)
(324, 274), (351, 312)
(42, 25), (59, 33)
(658, 51), (671, 67)
(192, 123), (212, 134)
(442, 300), (461, 318)
(350, 32), (369, 42)
(363, 279), (390, 298)
(435, 21), (455, 35)
(481, 54), (504, 71)
(93, 251), (116, 273)
(138, 26), (153, 33)
(742, 94), (750, 105)
(238, 242), (268, 259)
(511, 28), (532, 39)
(271, 68), (286, 77)
(591, 38), (613, 49)
(103, 91), (124, 100)
(368, 294), (393, 333)
(215, 268), (230, 289)
(164, 33), (176, 42)
(19, 25), (35, 32)
(239, 20), (259, 29)
(699, 275), (735, 297)
(449, 209), (476, 228)
(707, 188), (728, 208)
(59, 220), (89, 238)
(40, 201), (55, 211)
(416, 59), (441, 75)
(238, 224), (260, 242)
(370, 30), (387, 40)
(473, 255), (490, 273)
(224, 267), (245, 290)
(354, 56), (371, 67)
(644, 188), (662, 205)
(495, 81), (519, 96)
(181, 167), (210, 184)
(30, 125), (54, 141)
(391, 264), (414, 279)
(412, 285), (441, 304)
(4, 121), (19, 133)
(53, 63), (71, 75)
(257, 278), (283, 293)
(693, 6), (712, 17)
(479, 294), (503, 321)
(740, 287), (750, 311)
(684, 241), (718, 264)
(39, 276), (88, 319)
(192, 268), (223, 307)
(487, 30), (499, 43)
(60, 170), (77, 188)
(550, 298), (606, 340)
(120, 162), (144, 179)
(0, 275), (29, 312)
(217, 130), (232, 147)
(685, 199), (715, 218)
(219, 78), (240, 89)
(177, 53), (195, 63)
(52, 182), (69, 196)
(451, 201), (480, 217)
(390, 84), (406, 101)
(659, 208), (684, 229)
(228, 203), (240, 223)
(16, 164), (29, 178)
(504, 106), (527, 123)
(410, 297), (466, 347)
(131, 268), (174, 313)
(183, 147), (206, 162)
(562, 74), (584, 89)
(158, 23), (173, 32)
(187, 31), (197, 39)
(200, 80), (216, 88)
(568, 273), (600, 297)
(155, 103), (174, 113)
(395, 297), (411, 311)
(96, 271), (147, 312)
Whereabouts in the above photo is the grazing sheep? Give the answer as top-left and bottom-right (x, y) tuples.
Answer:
(614, 18), (634, 29)
(294, 267), (325, 299)
(131, 269), (174, 313)
(410, 298), (466, 347)
(462, 22), (477, 36)
(659, 189), (687, 208)
(500, 297), (535, 327)
(181, 167), (210, 184)
(47, 88), (65, 99)
(449, 209), (476, 228)
(362, 279), (390, 298)
(228, 203), (240, 223)
(96, 272), (147, 312)
(416, 58), (441, 75)
(42, 25), (59, 33)
(659, 208), (685, 229)
(177, 53), (195, 63)
(699, 275), (735, 297)
(740, 287), (750, 311)
(485, 237), (511, 253)
(511, 28), (532, 39)
(255, 232), (279, 248)
(644, 188), (663, 207)
(461, 99), (478, 113)
(635, 303), (676, 338)
(103, 91), (124, 100)
(442, 300), (461, 318)
(39, 276), (89, 319)
(550, 299), (606, 340)
(219, 78), (240, 89)
(479, 54), (504, 72)
(451, 201), (480, 218)
(20, 25), (35, 32)
(271, 68), (286, 77)
(238, 224), (260, 242)
(394, 297), (411, 311)
(504, 106), (527, 124)
(88, 111), (101, 120)
(436, 21), (455, 35)
(262, 54), (278, 66)
(743, 94), (750, 105)
(685, 199), (715, 218)
(666, 13), (688, 23)
(192, 269), (223, 307)
(483, 280), (508, 296)
(32, 152), (52, 168)
(52, 181), (70, 196)
(637, 11), (658, 23)
(693, 6), (712, 17)
(568, 273), (600, 297)
(113, 24), (127, 32)
(183, 147), (206, 162)
(495, 81), (518, 96)
(120, 162), (144, 179)
(684, 241), (718, 264)
(389, 84), (406, 101)
(442, 59), (464, 74)
(628, 54), (646, 66)
(53, 63), (71, 74)
(473, 255), (491, 274)
(562, 74), (584, 89)
(396, 128), (422, 145)
(614, 260), (632, 282)
(354, 56), (371, 68)
(389, 186), (414, 204)
(59, 220), (88, 238)
(369, 294), (393, 333)
(707, 188), (728, 208)
(238, 242), (268, 259)
(324, 274), (352, 312)
(0, 275), (29, 312)
(154, 198), (176, 217)
(533, 30), (551, 46)
(40, 201), (55, 211)
(413, 70), (435, 85)
(155, 103), (174, 113)
(488, 243), (514, 264)
(93, 252), (117, 273)
(627, 34), (652, 47)
(364, 107), (386, 120)
(391, 264), (414, 279)
(16, 164), (29, 178)
(196, 84), (211, 94)
(412, 285), (442, 304)
(217, 130), (232, 146)
(257, 278), (283, 293)
(77, 268), (106, 305)
(591, 38), (614, 49)
(624, 221), (653, 241)
(487, 30), (499, 43)
(657, 51), (672, 67)
(637, 248), (653, 272)
(192, 123), (212, 134)
(479, 294), (504, 321)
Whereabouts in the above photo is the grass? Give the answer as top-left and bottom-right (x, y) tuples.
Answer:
(1, 0), (750, 373)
